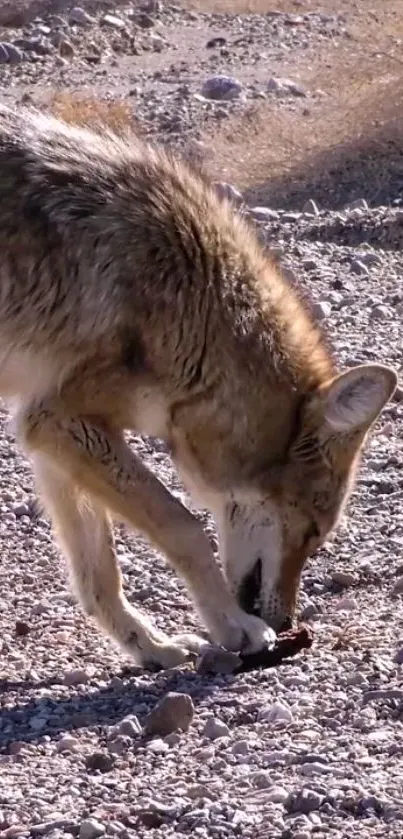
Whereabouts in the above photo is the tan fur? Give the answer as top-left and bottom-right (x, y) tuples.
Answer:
(0, 104), (397, 668)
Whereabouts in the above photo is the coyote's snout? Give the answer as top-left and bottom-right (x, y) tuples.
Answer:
(0, 104), (397, 669)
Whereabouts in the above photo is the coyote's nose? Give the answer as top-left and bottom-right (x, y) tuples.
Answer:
(238, 558), (293, 632)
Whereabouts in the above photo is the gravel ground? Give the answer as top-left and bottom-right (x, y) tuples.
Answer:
(0, 3), (348, 151)
(1, 3), (403, 839)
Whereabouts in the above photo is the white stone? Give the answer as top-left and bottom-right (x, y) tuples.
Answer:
(203, 717), (230, 740)
(79, 820), (106, 839)
(258, 702), (294, 726)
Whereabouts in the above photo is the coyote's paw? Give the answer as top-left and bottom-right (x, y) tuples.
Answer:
(140, 632), (210, 670)
(206, 608), (277, 655)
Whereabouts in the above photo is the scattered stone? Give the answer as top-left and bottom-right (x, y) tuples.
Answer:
(303, 258), (319, 271)
(370, 304), (390, 320)
(312, 300), (332, 320)
(267, 77), (306, 96)
(392, 383), (403, 402)
(250, 770), (272, 789)
(0, 43), (9, 62)
(79, 819), (106, 839)
(214, 182), (243, 206)
(291, 788), (324, 814)
(334, 596), (357, 612)
(231, 739), (249, 755)
(303, 199), (320, 216)
(85, 752), (115, 773)
(58, 40), (75, 59)
(353, 251), (382, 267)
(68, 7), (95, 26)
(115, 716), (142, 738)
(206, 37), (227, 49)
(300, 762), (335, 776)
(301, 602), (320, 621)
(265, 786), (290, 804)
(331, 571), (357, 588)
(0, 43), (24, 63)
(250, 206), (280, 221)
(201, 75), (243, 101)
(12, 502), (30, 518)
(347, 198), (369, 211)
(392, 576), (403, 596)
(395, 647), (403, 664)
(145, 692), (194, 735)
(282, 212), (302, 222)
(203, 717), (230, 740)
(363, 688), (403, 704)
(63, 668), (90, 686)
(147, 738), (169, 754)
(101, 14), (126, 30)
(15, 619), (30, 636)
(131, 12), (156, 29)
(56, 735), (79, 754)
(350, 258), (370, 276)
(197, 645), (241, 675)
(107, 735), (131, 755)
(258, 701), (294, 725)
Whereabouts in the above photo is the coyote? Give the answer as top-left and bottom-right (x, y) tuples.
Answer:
(0, 104), (397, 669)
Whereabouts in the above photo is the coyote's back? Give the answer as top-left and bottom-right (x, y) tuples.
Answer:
(0, 103), (397, 671)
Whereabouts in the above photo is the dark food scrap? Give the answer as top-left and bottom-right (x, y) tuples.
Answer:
(238, 624), (314, 673)
(196, 624), (314, 676)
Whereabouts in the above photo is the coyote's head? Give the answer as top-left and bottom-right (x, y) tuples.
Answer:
(217, 364), (397, 631)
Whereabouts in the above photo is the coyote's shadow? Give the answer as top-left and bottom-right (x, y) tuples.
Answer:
(0, 658), (300, 751)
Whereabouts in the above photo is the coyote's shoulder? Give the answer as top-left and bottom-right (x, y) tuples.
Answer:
(0, 103), (334, 456)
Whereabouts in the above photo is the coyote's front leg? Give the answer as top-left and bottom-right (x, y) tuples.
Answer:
(17, 394), (274, 668)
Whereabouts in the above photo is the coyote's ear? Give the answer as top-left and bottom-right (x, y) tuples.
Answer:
(322, 364), (397, 433)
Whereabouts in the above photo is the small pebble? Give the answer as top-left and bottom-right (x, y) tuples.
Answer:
(197, 646), (241, 675)
(85, 752), (115, 773)
(250, 206), (280, 221)
(145, 692), (194, 735)
(312, 300), (332, 320)
(101, 14), (126, 30)
(115, 716), (142, 738)
(15, 620), (30, 636)
(334, 596), (357, 612)
(69, 6), (95, 25)
(267, 77), (306, 96)
(392, 576), (403, 596)
(56, 735), (79, 754)
(264, 786), (290, 804)
(63, 668), (90, 686)
(79, 819), (106, 839)
(331, 571), (357, 588)
(203, 717), (230, 740)
(214, 182), (243, 205)
(303, 199), (320, 216)
(291, 787), (324, 814)
(258, 702), (294, 725)
(147, 738), (169, 754)
(201, 75), (243, 101)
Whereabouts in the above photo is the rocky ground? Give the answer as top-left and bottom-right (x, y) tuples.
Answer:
(0, 2), (403, 839)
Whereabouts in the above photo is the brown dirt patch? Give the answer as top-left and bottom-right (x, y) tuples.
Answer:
(199, 0), (403, 208)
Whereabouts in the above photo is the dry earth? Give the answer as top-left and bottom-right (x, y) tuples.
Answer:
(0, 2), (403, 839)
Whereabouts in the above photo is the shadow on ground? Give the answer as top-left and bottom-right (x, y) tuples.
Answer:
(0, 656), (302, 750)
(244, 122), (403, 212)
